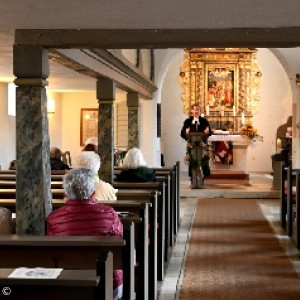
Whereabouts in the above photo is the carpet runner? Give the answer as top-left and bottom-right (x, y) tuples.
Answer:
(179, 198), (300, 300)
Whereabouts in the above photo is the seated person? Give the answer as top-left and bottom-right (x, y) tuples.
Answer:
(84, 136), (98, 153)
(115, 147), (156, 182)
(50, 147), (70, 170)
(73, 151), (118, 201)
(82, 143), (97, 153)
(9, 160), (16, 170)
(46, 168), (123, 299)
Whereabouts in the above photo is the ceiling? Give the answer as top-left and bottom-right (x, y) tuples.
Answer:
(1, 1), (300, 92)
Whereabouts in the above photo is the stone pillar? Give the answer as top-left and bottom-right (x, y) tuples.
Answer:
(127, 92), (139, 148)
(13, 45), (52, 235)
(97, 78), (115, 183)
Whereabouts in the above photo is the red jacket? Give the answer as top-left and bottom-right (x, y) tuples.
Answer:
(47, 199), (123, 236)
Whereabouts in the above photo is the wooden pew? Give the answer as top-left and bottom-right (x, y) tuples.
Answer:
(0, 170), (67, 175)
(115, 161), (180, 238)
(100, 201), (150, 300)
(0, 189), (64, 199)
(0, 251), (113, 300)
(0, 198), (152, 300)
(0, 223), (135, 300)
(0, 199), (151, 299)
(114, 169), (173, 263)
(0, 180), (63, 189)
(114, 182), (165, 282)
(0, 174), (64, 182)
(116, 190), (158, 299)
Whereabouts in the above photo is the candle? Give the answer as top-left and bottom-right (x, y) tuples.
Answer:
(200, 113), (204, 118)
(206, 105), (209, 116)
(241, 112), (245, 124)
(233, 106), (236, 117)
(276, 138), (282, 153)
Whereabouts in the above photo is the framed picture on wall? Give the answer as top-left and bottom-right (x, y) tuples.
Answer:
(205, 63), (237, 112)
(80, 108), (98, 146)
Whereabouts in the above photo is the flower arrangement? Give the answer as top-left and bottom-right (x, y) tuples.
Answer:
(185, 137), (211, 176)
(239, 120), (263, 142)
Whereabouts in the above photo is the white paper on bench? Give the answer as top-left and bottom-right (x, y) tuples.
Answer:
(8, 267), (63, 279)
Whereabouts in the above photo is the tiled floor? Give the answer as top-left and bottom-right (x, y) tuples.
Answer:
(157, 172), (300, 300)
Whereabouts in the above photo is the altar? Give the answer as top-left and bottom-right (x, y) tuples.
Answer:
(208, 134), (250, 174)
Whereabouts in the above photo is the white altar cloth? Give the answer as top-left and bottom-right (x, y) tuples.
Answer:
(208, 134), (250, 146)
(208, 135), (250, 172)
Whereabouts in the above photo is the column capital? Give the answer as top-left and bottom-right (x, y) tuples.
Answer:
(14, 78), (48, 87)
(13, 45), (49, 79)
(127, 92), (139, 107)
(96, 78), (115, 101)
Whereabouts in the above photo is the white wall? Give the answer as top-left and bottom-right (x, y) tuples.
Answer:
(61, 91), (98, 163)
(247, 48), (292, 172)
(159, 49), (292, 173)
(47, 91), (63, 149)
(0, 83), (16, 169)
(160, 51), (188, 171)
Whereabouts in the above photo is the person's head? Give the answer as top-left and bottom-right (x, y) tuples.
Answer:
(63, 168), (95, 200)
(82, 143), (97, 153)
(85, 137), (98, 152)
(73, 152), (101, 174)
(122, 147), (147, 169)
(50, 147), (62, 159)
(191, 105), (200, 117)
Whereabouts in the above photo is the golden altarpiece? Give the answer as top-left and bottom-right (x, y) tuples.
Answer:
(179, 48), (262, 132)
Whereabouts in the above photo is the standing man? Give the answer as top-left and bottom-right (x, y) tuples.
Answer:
(181, 105), (212, 140)
(180, 105), (212, 184)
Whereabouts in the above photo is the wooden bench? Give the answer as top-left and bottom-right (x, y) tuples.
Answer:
(116, 190), (160, 279)
(0, 251), (113, 300)
(114, 169), (174, 263)
(0, 180), (63, 189)
(0, 198), (152, 300)
(114, 182), (165, 282)
(0, 223), (135, 300)
(99, 200), (151, 300)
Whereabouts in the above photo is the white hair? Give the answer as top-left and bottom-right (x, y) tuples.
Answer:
(85, 136), (98, 146)
(122, 148), (147, 169)
(73, 152), (101, 174)
(63, 168), (95, 200)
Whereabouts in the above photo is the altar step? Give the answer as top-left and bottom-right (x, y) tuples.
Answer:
(207, 170), (249, 180)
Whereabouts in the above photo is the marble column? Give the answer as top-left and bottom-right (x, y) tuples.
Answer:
(13, 45), (52, 235)
(127, 92), (139, 148)
(97, 78), (115, 183)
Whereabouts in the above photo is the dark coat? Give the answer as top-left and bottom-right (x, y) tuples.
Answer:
(115, 166), (156, 182)
(180, 116), (212, 140)
(50, 158), (70, 170)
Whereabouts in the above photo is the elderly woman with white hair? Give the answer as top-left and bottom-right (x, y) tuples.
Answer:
(115, 147), (156, 182)
(73, 151), (118, 201)
(46, 168), (123, 299)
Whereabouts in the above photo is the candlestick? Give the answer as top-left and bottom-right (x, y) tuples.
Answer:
(206, 105), (209, 116)
(233, 106), (236, 117)
(241, 112), (245, 124)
